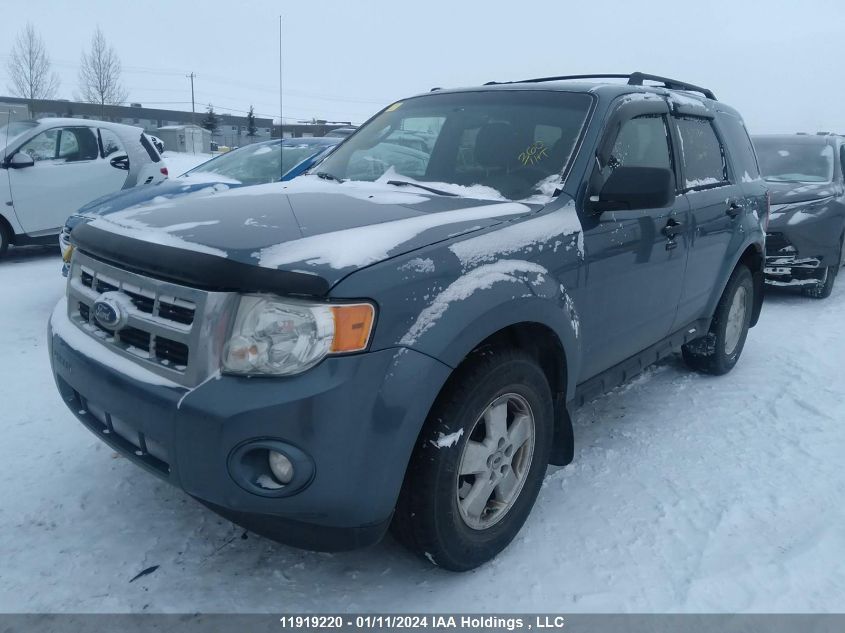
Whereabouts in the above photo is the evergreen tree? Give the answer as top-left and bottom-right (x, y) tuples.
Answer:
(201, 103), (219, 132)
(246, 105), (258, 137)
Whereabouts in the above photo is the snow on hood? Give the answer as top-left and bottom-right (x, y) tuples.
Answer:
(77, 176), (541, 287)
(254, 201), (531, 270)
(766, 180), (835, 205)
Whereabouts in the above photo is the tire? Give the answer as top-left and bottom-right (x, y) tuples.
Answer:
(682, 264), (753, 375)
(803, 265), (837, 299)
(0, 221), (10, 257)
(391, 347), (553, 571)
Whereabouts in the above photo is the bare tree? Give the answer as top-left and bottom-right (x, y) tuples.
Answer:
(78, 27), (128, 115)
(6, 23), (60, 111)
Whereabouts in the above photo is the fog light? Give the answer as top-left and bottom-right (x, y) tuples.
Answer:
(268, 450), (294, 484)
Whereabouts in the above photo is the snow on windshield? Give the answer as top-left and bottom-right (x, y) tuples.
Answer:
(756, 140), (834, 183)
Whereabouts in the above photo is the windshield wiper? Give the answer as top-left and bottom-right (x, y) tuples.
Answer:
(386, 179), (458, 197)
(316, 171), (344, 183)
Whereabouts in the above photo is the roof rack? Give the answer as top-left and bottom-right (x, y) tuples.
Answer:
(484, 71), (716, 101)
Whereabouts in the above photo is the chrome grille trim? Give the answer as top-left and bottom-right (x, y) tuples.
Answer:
(67, 250), (239, 388)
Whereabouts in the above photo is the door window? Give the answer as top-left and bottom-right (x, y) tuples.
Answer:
(608, 115), (672, 170)
(18, 129), (59, 162)
(674, 117), (727, 189)
(99, 128), (125, 158)
(58, 127), (99, 162)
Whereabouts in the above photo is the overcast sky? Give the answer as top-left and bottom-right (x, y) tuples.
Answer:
(1, 0), (843, 133)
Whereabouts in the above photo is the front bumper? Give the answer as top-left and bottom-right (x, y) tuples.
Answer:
(764, 231), (826, 286)
(49, 306), (451, 551)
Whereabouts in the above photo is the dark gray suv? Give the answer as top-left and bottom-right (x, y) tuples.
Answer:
(753, 133), (845, 298)
(50, 72), (767, 571)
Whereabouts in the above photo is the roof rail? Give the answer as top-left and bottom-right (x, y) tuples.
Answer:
(485, 71), (717, 101)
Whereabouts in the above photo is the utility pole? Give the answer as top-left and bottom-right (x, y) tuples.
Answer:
(279, 15), (284, 180)
(186, 72), (196, 154)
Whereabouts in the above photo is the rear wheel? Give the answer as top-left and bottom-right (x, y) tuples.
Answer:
(682, 264), (753, 375)
(391, 348), (553, 571)
(803, 265), (837, 299)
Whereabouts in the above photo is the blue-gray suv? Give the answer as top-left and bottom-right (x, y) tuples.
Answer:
(49, 72), (767, 571)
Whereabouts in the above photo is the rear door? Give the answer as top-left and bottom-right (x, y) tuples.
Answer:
(671, 114), (742, 327)
(9, 125), (128, 234)
(577, 96), (691, 380)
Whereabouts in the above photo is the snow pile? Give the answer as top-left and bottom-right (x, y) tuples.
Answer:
(161, 151), (213, 176)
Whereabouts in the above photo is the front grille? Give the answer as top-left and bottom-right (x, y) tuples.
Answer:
(66, 251), (235, 387)
(80, 269), (194, 325)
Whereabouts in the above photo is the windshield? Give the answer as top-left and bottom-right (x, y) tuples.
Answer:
(755, 139), (834, 183)
(316, 90), (593, 200)
(0, 120), (38, 151)
(185, 141), (328, 184)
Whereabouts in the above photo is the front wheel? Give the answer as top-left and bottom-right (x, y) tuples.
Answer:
(391, 348), (553, 571)
(803, 265), (838, 300)
(682, 264), (753, 375)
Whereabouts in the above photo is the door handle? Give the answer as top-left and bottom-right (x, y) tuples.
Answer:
(109, 155), (130, 170)
(726, 200), (744, 218)
(661, 218), (684, 238)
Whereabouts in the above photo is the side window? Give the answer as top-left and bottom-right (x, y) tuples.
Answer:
(99, 129), (125, 158)
(58, 127), (99, 162)
(609, 115), (672, 171)
(675, 117), (727, 188)
(18, 129), (59, 162)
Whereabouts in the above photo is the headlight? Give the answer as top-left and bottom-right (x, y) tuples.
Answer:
(223, 296), (375, 376)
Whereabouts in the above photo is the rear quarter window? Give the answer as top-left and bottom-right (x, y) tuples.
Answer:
(139, 134), (161, 162)
(718, 112), (760, 182)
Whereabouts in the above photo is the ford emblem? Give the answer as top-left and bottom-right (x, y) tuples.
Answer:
(93, 292), (130, 331)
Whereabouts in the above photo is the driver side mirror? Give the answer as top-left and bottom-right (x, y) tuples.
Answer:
(7, 152), (35, 169)
(593, 166), (674, 213)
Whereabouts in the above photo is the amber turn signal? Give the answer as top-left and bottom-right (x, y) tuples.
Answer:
(330, 304), (375, 353)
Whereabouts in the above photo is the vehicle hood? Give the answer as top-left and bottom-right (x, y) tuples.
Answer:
(72, 176), (539, 295)
(70, 175), (247, 226)
(766, 181), (838, 205)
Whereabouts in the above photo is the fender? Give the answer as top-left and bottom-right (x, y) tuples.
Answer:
(705, 229), (765, 327)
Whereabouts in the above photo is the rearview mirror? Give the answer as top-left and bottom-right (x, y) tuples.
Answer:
(594, 166), (674, 212)
(7, 152), (35, 169)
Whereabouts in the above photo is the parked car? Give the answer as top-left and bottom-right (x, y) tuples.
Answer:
(325, 126), (357, 138)
(753, 133), (845, 298)
(59, 137), (340, 271)
(0, 118), (167, 256)
(49, 72), (766, 571)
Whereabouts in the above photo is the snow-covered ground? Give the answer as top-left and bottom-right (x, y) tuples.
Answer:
(161, 151), (213, 176)
(1, 246), (844, 613)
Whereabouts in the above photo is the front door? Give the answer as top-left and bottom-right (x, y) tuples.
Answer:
(9, 126), (128, 234)
(578, 100), (690, 381)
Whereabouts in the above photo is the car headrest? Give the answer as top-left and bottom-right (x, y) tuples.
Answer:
(474, 122), (521, 169)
